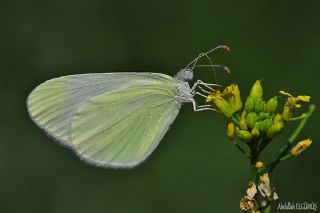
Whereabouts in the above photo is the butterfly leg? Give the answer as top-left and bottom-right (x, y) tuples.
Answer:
(197, 85), (211, 94)
(191, 91), (212, 108)
(189, 98), (218, 112)
(193, 92), (208, 99)
(191, 80), (221, 93)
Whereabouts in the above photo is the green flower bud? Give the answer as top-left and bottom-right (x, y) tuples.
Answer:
(249, 80), (263, 101)
(245, 96), (255, 112)
(241, 110), (248, 119)
(274, 113), (282, 123)
(266, 97), (278, 114)
(236, 129), (253, 142)
(251, 128), (260, 139)
(260, 119), (273, 133)
(267, 121), (284, 138)
(257, 112), (270, 120)
(239, 118), (248, 130)
(254, 99), (265, 112)
(245, 112), (256, 129)
(227, 121), (236, 139)
(254, 121), (261, 130)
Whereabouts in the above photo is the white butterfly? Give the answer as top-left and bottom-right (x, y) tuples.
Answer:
(27, 45), (230, 168)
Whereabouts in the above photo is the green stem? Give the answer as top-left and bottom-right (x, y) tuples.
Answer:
(288, 104), (316, 144)
(250, 140), (260, 184)
(262, 205), (271, 213)
(265, 104), (316, 173)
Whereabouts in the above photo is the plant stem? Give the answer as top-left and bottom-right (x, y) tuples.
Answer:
(265, 104), (316, 173)
(288, 104), (316, 144)
(250, 140), (260, 184)
(262, 206), (271, 213)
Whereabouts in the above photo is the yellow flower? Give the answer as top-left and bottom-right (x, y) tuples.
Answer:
(206, 84), (242, 118)
(255, 161), (264, 169)
(291, 139), (312, 157)
(279, 91), (311, 121)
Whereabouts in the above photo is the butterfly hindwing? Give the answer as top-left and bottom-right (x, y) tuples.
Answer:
(71, 84), (180, 168)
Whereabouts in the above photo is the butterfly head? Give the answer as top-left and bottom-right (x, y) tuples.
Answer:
(174, 68), (194, 81)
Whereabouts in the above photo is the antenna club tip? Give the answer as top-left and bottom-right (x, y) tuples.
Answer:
(224, 66), (232, 74)
(224, 46), (231, 52)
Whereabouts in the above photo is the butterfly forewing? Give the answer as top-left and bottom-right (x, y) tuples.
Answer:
(27, 73), (181, 167)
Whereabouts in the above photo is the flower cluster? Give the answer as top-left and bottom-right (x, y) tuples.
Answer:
(207, 80), (311, 145)
(206, 80), (314, 213)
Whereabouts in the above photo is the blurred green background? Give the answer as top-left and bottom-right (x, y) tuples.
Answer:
(1, 0), (319, 212)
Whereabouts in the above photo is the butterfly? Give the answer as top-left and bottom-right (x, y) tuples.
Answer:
(27, 45), (230, 168)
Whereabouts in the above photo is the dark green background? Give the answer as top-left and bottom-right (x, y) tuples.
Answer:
(1, 0), (319, 212)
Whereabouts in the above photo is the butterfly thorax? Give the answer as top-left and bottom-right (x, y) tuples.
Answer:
(175, 81), (193, 103)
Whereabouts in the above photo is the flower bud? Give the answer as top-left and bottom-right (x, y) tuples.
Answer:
(267, 121), (284, 138)
(237, 129), (253, 142)
(257, 112), (270, 120)
(245, 112), (256, 129)
(245, 96), (255, 112)
(273, 113), (282, 123)
(254, 121), (261, 130)
(241, 110), (248, 119)
(260, 119), (273, 133)
(255, 161), (264, 169)
(266, 96), (278, 114)
(254, 99), (265, 112)
(249, 80), (263, 101)
(239, 118), (248, 130)
(251, 128), (260, 139)
(227, 121), (236, 139)
(291, 139), (312, 157)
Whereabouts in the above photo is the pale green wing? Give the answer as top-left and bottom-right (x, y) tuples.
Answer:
(27, 73), (175, 147)
(71, 84), (180, 168)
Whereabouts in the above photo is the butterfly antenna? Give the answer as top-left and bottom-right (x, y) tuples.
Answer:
(195, 64), (231, 75)
(185, 45), (231, 82)
(185, 45), (231, 71)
